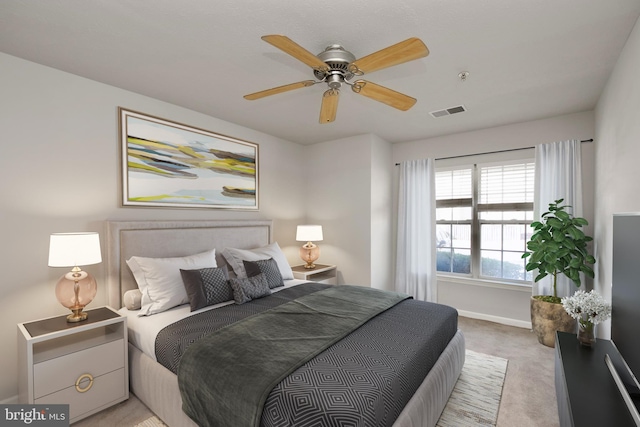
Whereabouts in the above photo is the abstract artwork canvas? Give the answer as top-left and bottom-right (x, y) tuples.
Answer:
(119, 108), (258, 209)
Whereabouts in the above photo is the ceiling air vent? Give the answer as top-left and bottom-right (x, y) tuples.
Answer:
(430, 105), (466, 118)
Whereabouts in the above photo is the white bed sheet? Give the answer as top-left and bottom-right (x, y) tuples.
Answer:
(119, 279), (309, 360)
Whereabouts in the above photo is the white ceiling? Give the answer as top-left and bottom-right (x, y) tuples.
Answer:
(1, 1), (639, 145)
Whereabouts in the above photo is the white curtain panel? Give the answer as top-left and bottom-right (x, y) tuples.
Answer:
(395, 159), (437, 302)
(533, 139), (583, 297)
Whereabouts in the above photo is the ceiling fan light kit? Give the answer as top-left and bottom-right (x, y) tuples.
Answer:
(244, 35), (429, 124)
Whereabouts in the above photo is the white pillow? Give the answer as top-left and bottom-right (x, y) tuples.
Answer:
(126, 249), (217, 316)
(222, 242), (293, 280)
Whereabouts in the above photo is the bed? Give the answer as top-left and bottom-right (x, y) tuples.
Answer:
(106, 219), (465, 427)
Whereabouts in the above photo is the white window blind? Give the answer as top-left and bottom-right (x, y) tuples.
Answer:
(435, 160), (534, 283)
(436, 168), (472, 200)
(479, 163), (534, 204)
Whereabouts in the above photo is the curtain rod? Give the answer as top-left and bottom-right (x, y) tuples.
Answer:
(395, 138), (593, 165)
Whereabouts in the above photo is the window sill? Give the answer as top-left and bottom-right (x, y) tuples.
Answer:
(437, 274), (532, 292)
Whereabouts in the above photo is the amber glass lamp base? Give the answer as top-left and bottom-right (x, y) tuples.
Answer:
(300, 242), (320, 269)
(55, 267), (97, 323)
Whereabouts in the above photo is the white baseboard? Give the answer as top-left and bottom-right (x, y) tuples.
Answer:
(0, 395), (18, 404)
(458, 310), (532, 329)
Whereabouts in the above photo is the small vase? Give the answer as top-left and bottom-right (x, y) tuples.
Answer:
(577, 319), (596, 347)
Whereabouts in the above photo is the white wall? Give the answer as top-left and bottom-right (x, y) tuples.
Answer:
(370, 135), (393, 290)
(304, 134), (393, 288)
(392, 111), (595, 326)
(593, 16), (640, 339)
(0, 53), (308, 401)
(304, 134), (371, 286)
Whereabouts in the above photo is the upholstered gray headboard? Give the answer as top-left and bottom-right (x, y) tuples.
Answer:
(106, 220), (273, 308)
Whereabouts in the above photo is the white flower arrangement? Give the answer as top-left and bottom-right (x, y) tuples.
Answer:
(561, 290), (612, 326)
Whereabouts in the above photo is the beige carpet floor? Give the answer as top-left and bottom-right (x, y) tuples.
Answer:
(460, 317), (559, 427)
(75, 316), (559, 427)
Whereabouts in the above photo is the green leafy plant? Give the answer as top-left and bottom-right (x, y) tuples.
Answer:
(522, 199), (596, 300)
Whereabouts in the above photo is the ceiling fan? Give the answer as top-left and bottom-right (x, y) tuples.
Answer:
(244, 35), (429, 124)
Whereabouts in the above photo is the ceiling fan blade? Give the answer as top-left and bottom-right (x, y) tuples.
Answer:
(350, 37), (429, 74)
(261, 35), (329, 72)
(319, 89), (339, 124)
(351, 80), (417, 111)
(244, 80), (316, 100)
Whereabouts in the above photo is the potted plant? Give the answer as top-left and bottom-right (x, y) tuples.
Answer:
(522, 199), (596, 347)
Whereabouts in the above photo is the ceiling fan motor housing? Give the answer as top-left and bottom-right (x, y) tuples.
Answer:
(314, 44), (356, 84)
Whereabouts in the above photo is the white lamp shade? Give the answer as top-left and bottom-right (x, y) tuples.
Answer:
(296, 225), (323, 242)
(48, 232), (102, 267)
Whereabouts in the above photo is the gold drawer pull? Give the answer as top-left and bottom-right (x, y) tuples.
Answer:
(75, 373), (94, 393)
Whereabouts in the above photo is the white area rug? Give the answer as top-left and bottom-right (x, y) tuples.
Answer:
(135, 350), (508, 427)
(436, 350), (508, 427)
(134, 416), (166, 427)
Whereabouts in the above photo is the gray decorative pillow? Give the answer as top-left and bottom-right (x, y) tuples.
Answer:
(221, 242), (294, 280)
(243, 258), (285, 289)
(180, 266), (232, 311)
(229, 273), (271, 304)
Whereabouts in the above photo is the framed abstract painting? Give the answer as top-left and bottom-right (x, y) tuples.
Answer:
(119, 108), (259, 210)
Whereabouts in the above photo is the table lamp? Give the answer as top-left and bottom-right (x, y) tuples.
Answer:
(296, 225), (323, 269)
(48, 232), (102, 322)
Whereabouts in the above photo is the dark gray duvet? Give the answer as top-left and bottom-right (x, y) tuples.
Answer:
(155, 283), (458, 427)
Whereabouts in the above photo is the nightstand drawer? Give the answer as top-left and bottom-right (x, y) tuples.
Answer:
(33, 339), (125, 399)
(35, 368), (126, 421)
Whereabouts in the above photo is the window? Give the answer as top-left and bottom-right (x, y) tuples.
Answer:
(436, 160), (534, 283)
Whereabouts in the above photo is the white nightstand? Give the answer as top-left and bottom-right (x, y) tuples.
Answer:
(292, 264), (338, 285)
(17, 306), (129, 423)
